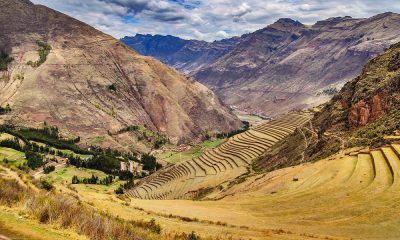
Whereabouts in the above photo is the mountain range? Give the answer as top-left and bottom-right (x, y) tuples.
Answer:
(122, 13), (400, 116)
(0, 0), (242, 150)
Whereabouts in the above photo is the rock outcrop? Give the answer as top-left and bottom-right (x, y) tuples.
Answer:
(314, 41), (400, 134)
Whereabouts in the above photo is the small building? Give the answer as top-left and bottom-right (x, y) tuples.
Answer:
(121, 160), (144, 175)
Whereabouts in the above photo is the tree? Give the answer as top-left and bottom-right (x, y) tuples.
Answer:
(141, 153), (160, 171)
(72, 175), (80, 184)
(114, 187), (124, 194)
(26, 151), (44, 169)
(43, 165), (55, 174)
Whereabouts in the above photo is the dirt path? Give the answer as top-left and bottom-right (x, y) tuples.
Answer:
(32, 163), (66, 179)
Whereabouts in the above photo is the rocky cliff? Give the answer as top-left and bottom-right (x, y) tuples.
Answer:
(0, 0), (242, 150)
(312, 40), (400, 148)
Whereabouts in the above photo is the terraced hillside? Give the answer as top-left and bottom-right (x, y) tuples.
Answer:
(127, 113), (312, 199)
(127, 143), (400, 239)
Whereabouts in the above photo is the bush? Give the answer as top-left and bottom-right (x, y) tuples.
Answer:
(0, 51), (13, 71)
(35, 179), (54, 191)
(188, 231), (201, 240)
(108, 83), (117, 91)
(43, 165), (55, 174)
(0, 104), (11, 114)
(114, 187), (124, 194)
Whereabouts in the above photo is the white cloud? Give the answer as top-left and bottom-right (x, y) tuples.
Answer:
(31, 0), (400, 41)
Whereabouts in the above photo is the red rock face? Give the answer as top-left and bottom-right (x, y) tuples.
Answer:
(348, 94), (390, 128)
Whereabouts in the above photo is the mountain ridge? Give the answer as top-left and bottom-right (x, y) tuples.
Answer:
(0, 0), (242, 150)
(123, 12), (400, 116)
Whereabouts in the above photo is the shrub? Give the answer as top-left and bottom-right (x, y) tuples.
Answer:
(188, 231), (201, 240)
(36, 179), (54, 191)
(0, 104), (11, 114)
(108, 83), (117, 91)
(0, 51), (13, 71)
(43, 165), (55, 174)
(27, 41), (51, 67)
(114, 187), (124, 194)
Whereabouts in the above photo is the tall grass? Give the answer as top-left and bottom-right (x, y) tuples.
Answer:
(0, 176), (224, 240)
(0, 178), (157, 240)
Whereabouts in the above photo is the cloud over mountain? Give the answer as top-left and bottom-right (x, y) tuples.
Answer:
(32, 0), (400, 41)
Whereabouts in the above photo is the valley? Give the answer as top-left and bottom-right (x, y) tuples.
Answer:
(1, 0), (400, 240)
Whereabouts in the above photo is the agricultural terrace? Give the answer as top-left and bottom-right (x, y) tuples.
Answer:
(127, 113), (312, 200)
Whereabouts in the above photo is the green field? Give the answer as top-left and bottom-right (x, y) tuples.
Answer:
(157, 138), (226, 164)
(45, 166), (125, 192)
(31, 141), (93, 159)
(0, 147), (26, 166)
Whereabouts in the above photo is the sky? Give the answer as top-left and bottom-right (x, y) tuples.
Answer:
(31, 0), (400, 41)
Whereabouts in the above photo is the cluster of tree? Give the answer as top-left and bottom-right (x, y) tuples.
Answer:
(0, 51), (13, 71)
(141, 153), (162, 171)
(116, 125), (168, 149)
(72, 174), (114, 185)
(153, 138), (167, 149)
(0, 136), (78, 160)
(322, 87), (338, 96)
(216, 121), (250, 138)
(13, 126), (85, 154)
(43, 165), (55, 174)
(0, 104), (11, 115)
(118, 170), (134, 180)
(114, 177), (135, 194)
(27, 41), (52, 67)
(68, 154), (120, 174)
(117, 125), (139, 134)
(26, 151), (44, 170)
(0, 123), (161, 176)
(0, 137), (23, 151)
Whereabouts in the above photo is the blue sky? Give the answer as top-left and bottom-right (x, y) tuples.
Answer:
(31, 0), (400, 41)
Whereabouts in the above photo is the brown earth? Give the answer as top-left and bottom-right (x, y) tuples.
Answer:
(0, 0), (242, 150)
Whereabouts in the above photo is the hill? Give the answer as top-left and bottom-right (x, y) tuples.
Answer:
(124, 14), (400, 116)
(0, 0), (242, 150)
(254, 39), (400, 172)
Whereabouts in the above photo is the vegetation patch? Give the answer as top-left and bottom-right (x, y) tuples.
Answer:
(216, 121), (249, 138)
(0, 51), (13, 71)
(114, 125), (168, 149)
(27, 41), (51, 67)
(0, 104), (11, 115)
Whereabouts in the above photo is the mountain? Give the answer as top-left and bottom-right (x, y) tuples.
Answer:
(124, 14), (400, 116)
(313, 40), (400, 142)
(121, 34), (244, 74)
(253, 40), (400, 173)
(0, 0), (242, 150)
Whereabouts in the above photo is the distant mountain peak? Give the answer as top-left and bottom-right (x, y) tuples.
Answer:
(371, 12), (399, 20)
(270, 18), (304, 30)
